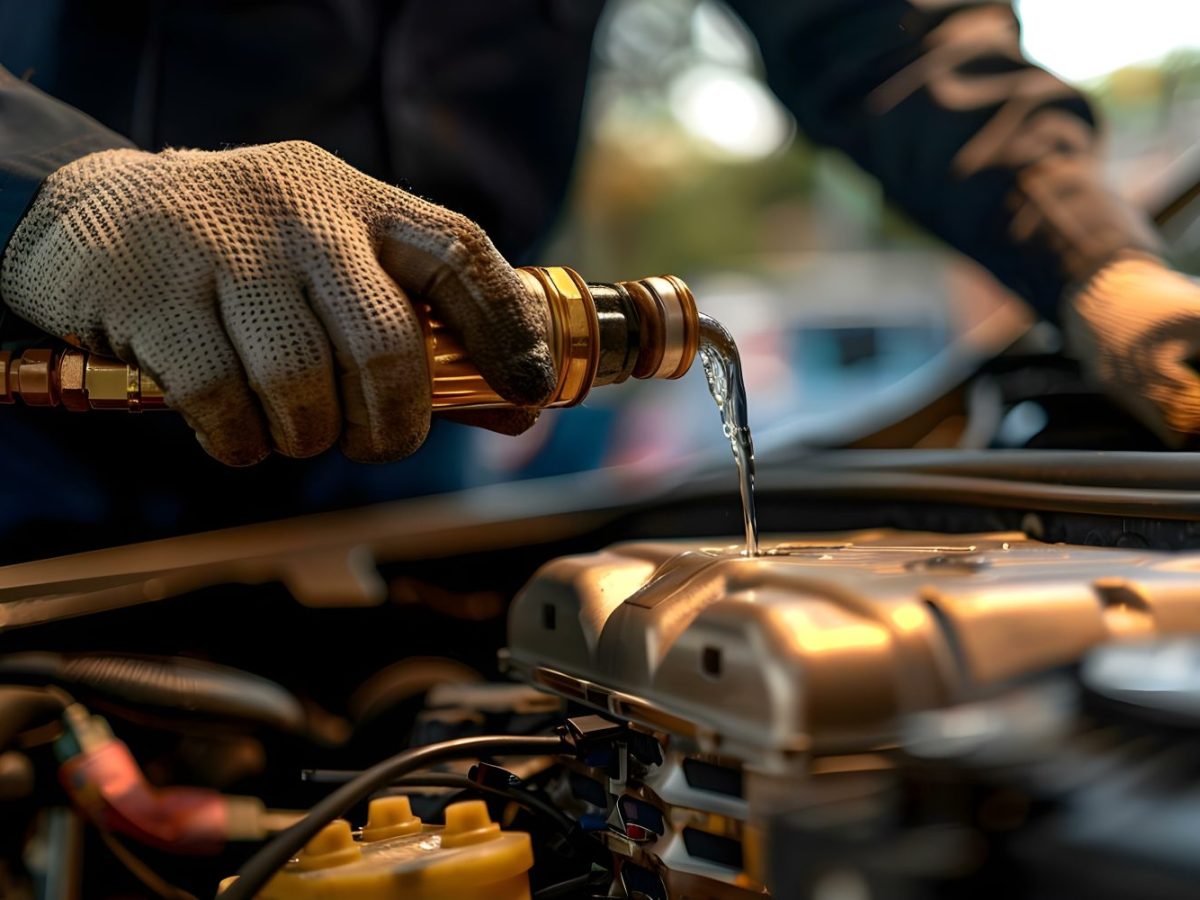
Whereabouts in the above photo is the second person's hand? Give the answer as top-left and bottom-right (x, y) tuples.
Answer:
(1063, 251), (1200, 447)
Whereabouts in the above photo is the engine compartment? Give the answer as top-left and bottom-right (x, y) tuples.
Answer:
(5, 451), (1200, 898)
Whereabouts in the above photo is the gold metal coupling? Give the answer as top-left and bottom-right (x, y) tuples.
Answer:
(0, 265), (700, 413)
(0, 348), (165, 411)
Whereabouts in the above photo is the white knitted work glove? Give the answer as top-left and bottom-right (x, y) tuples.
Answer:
(1063, 252), (1200, 446)
(0, 141), (554, 465)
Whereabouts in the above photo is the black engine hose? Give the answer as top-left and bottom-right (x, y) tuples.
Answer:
(0, 652), (306, 735)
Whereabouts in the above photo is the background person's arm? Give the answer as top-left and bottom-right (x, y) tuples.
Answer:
(725, 0), (1161, 317)
(0, 65), (135, 252)
(729, 0), (1200, 443)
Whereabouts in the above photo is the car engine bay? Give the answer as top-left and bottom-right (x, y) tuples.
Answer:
(3, 450), (1200, 898)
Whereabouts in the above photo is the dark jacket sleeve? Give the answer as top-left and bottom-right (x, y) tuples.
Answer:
(727, 0), (1162, 318)
(0, 65), (134, 255)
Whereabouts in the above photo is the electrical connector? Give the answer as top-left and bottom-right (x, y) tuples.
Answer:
(55, 704), (299, 853)
(560, 715), (627, 757)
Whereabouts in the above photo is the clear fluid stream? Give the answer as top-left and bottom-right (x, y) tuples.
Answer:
(698, 314), (759, 557)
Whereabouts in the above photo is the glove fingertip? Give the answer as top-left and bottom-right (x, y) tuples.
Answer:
(441, 407), (541, 436)
(472, 342), (556, 408)
(195, 431), (272, 467)
(338, 419), (429, 463)
(336, 355), (431, 462)
(169, 380), (273, 467)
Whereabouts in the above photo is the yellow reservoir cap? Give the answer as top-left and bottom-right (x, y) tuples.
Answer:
(293, 820), (361, 871)
(440, 800), (501, 848)
(254, 800), (532, 900)
(361, 796), (422, 842)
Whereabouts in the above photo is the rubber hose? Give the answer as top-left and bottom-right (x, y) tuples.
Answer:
(0, 653), (305, 735)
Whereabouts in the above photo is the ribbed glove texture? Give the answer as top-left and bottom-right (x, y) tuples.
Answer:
(1064, 252), (1200, 445)
(0, 141), (553, 465)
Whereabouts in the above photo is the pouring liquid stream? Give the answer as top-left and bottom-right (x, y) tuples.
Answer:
(698, 314), (759, 557)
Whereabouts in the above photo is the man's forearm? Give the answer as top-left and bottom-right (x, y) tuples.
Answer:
(728, 0), (1162, 316)
(0, 65), (134, 253)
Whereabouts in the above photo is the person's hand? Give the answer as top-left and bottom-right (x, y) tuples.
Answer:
(0, 141), (554, 465)
(1063, 252), (1200, 446)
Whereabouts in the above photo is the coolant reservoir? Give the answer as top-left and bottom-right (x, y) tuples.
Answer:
(221, 799), (532, 900)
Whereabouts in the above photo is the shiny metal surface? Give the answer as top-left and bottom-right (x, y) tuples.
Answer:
(0, 348), (165, 411)
(508, 530), (1200, 769)
(1, 266), (700, 413)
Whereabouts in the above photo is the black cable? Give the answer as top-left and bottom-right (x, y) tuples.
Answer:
(534, 869), (609, 899)
(411, 780), (576, 841)
(0, 653), (307, 735)
(305, 768), (578, 838)
(301, 768), (449, 785)
(221, 733), (566, 900)
(386, 773), (472, 790)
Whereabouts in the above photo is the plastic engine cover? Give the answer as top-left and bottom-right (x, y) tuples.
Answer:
(506, 530), (1200, 769)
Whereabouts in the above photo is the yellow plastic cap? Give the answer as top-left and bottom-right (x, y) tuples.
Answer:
(292, 819), (361, 871)
(361, 796), (423, 842)
(440, 800), (501, 848)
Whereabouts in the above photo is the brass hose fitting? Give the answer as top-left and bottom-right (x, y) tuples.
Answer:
(428, 266), (699, 409)
(0, 347), (166, 411)
(0, 266), (699, 412)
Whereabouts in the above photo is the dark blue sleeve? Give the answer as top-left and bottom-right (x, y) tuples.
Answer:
(0, 64), (134, 255)
(726, 0), (1163, 318)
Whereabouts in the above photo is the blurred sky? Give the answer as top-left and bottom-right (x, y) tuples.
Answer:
(660, 1), (1200, 161)
(1018, 0), (1200, 81)
(481, 0), (1200, 479)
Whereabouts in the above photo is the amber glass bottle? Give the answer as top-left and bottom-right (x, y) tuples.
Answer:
(0, 266), (700, 411)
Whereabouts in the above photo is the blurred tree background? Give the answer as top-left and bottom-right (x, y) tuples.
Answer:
(546, 0), (1200, 280)
(473, 1), (1200, 480)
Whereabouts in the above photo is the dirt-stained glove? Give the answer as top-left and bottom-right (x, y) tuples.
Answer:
(0, 141), (554, 465)
(1063, 251), (1200, 446)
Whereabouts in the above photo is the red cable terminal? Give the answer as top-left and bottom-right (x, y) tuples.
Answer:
(56, 705), (288, 854)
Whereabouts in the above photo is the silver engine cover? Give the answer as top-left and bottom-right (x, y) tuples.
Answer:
(507, 530), (1200, 769)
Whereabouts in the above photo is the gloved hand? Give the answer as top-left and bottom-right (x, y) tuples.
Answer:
(0, 141), (554, 465)
(1063, 251), (1200, 446)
